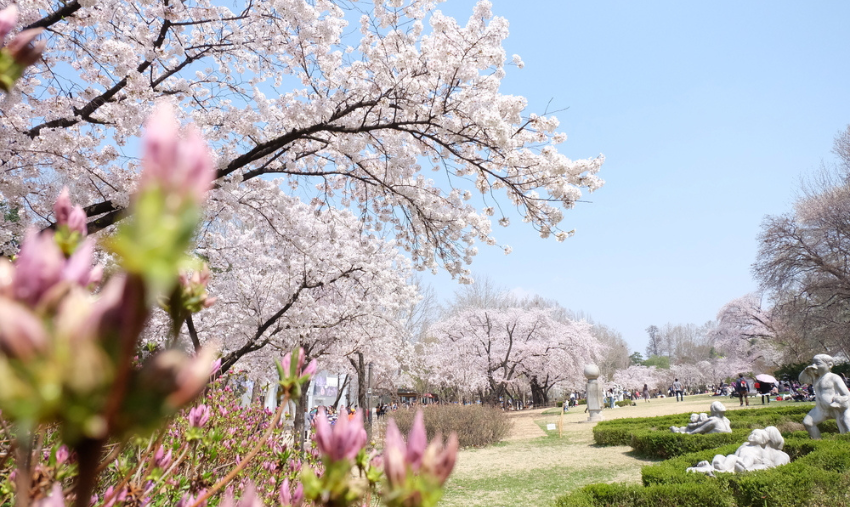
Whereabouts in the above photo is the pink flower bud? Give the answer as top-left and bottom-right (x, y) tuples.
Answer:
(55, 445), (69, 465)
(7, 28), (45, 67)
(165, 346), (218, 408)
(291, 484), (304, 507)
(0, 298), (48, 359)
(61, 238), (99, 287)
(314, 409), (367, 462)
(176, 490), (206, 507)
(421, 433), (458, 486)
(302, 359), (318, 377)
(188, 404), (211, 428)
(12, 229), (64, 305)
(278, 478), (291, 506)
(141, 104), (215, 202)
(234, 482), (262, 507)
(154, 446), (172, 469)
(383, 420), (408, 487)
(34, 483), (64, 507)
(53, 188), (87, 235)
(406, 411), (427, 470)
(0, 5), (18, 42)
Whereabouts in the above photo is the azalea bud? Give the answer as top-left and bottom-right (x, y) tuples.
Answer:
(302, 359), (318, 377)
(406, 411), (427, 470)
(314, 409), (367, 462)
(34, 483), (65, 507)
(421, 433), (458, 486)
(141, 104), (215, 203)
(0, 5), (17, 42)
(291, 483), (304, 507)
(12, 229), (64, 305)
(188, 404), (211, 428)
(278, 478), (291, 506)
(61, 238), (99, 287)
(6, 28), (45, 67)
(154, 445), (172, 469)
(53, 188), (87, 236)
(55, 445), (69, 465)
(161, 346), (218, 408)
(382, 420), (408, 487)
(0, 298), (48, 359)
(234, 482), (262, 507)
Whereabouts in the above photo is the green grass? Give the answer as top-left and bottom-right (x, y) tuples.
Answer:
(442, 465), (621, 507)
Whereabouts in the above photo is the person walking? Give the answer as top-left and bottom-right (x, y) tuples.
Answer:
(673, 378), (684, 402)
(642, 384), (650, 403)
(736, 373), (750, 407)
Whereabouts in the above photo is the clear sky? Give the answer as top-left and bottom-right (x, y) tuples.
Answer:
(423, 1), (850, 353)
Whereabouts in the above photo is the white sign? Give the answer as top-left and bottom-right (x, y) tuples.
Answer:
(546, 423), (556, 431)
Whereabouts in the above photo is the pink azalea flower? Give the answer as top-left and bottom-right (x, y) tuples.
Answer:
(314, 408), (367, 462)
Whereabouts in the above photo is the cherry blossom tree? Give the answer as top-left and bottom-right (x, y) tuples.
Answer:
(139, 177), (418, 437)
(711, 293), (781, 367)
(611, 365), (661, 392)
(424, 307), (603, 404)
(1, 0), (604, 282)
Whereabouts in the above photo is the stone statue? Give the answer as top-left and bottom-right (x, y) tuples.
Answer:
(686, 426), (789, 475)
(799, 354), (850, 439)
(670, 401), (732, 434)
(584, 364), (604, 422)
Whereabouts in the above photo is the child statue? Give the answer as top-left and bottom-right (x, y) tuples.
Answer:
(799, 354), (850, 439)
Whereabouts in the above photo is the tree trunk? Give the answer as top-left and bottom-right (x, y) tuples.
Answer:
(349, 353), (371, 440)
(530, 376), (545, 406)
(293, 389), (308, 451)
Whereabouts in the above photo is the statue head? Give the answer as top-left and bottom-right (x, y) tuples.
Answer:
(813, 354), (834, 371)
(709, 401), (727, 416)
(747, 428), (769, 446)
(689, 413), (699, 423)
(764, 426), (784, 450)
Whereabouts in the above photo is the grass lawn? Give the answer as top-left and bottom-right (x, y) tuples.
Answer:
(440, 420), (651, 507)
(439, 395), (798, 507)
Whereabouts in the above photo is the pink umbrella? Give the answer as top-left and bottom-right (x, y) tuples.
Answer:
(755, 374), (778, 384)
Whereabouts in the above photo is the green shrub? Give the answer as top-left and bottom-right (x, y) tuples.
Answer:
(556, 482), (734, 507)
(592, 404), (832, 460)
(560, 435), (850, 507)
(616, 400), (633, 407)
(388, 405), (509, 448)
(630, 430), (744, 459)
(557, 401), (564, 407)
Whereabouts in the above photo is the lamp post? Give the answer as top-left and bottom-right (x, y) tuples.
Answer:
(367, 361), (374, 439)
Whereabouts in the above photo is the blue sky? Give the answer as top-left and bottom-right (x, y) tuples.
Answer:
(423, 1), (850, 353)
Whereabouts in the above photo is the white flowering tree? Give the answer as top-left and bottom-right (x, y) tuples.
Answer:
(612, 365), (661, 392)
(424, 307), (603, 404)
(1, 0), (604, 281)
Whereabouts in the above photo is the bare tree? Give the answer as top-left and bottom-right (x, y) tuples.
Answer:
(753, 126), (850, 361)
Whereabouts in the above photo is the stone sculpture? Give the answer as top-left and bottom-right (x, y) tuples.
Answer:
(670, 401), (732, 434)
(584, 364), (604, 422)
(686, 426), (789, 475)
(799, 354), (850, 439)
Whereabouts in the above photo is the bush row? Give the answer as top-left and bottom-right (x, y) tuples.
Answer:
(592, 404), (828, 459)
(559, 416), (850, 506)
(388, 404), (510, 448)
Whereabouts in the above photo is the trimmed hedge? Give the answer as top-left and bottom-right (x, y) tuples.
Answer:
(556, 482), (734, 507)
(559, 420), (850, 507)
(592, 404), (830, 459)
